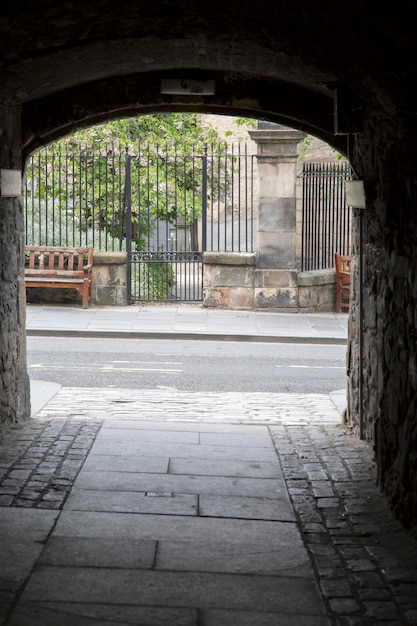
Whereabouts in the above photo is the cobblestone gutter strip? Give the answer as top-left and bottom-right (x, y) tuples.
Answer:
(271, 424), (417, 626)
(0, 417), (101, 509)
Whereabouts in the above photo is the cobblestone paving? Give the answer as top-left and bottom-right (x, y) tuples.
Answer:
(1, 388), (417, 625)
(272, 425), (417, 626)
(0, 416), (101, 509)
(35, 387), (341, 425)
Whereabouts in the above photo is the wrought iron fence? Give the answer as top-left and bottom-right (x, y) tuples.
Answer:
(301, 161), (352, 271)
(24, 144), (353, 299)
(24, 141), (256, 302)
(24, 143), (126, 252)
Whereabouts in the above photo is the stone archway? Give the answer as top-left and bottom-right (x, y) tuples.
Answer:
(1, 1), (417, 531)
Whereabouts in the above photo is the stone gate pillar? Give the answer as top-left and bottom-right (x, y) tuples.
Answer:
(249, 124), (304, 308)
(0, 105), (30, 432)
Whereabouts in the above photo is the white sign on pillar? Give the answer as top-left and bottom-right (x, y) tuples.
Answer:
(346, 180), (366, 209)
(0, 169), (22, 197)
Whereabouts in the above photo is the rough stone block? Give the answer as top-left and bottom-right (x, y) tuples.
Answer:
(203, 287), (254, 310)
(209, 265), (254, 288)
(298, 269), (336, 311)
(254, 287), (298, 309)
(92, 252), (127, 306)
(203, 252), (256, 266)
(255, 269), (298, 288)
(257, 232), (296, 269)
(258, 198), (296, 231)
(92, 285), (127, 306)
(297, 269), (335, 287)
(298, 283), (335, 311)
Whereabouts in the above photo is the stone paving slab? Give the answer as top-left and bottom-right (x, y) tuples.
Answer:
(0, 509), (58, 581)
(84, 454), (280, 478)
(155, 538), (311, 576)
(18, 567), (327, 616)
(81, 453), (170, 474)
(200, 609), (330, 626)
(89, 440), (280, 462)
(96, 427), (276, 450)
(38, 536), (157, 568)
(65, 488), (199, 515)
(52, 510), (303, 548)
(199, 494), (294, 521)
(0, 509), (58, 622)
(101, 419), (272, 433)
(198, 431), (275, 448)
(169, 457), (282, 479)
(3, 386), (417, 624)
(96, 428), (200, 444)
(8, 603), (197, 626)
(9, 604), (330, 626)
(72, 469), (285, 499)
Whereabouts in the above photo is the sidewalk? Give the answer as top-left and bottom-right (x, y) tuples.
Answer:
(3, 304), (415, 624)
(3, 385), (417, 624)
(26, 303), (348, 344)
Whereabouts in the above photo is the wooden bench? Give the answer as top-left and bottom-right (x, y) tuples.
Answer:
(334, 252), (352, 313)
(25, 246), (93, 308)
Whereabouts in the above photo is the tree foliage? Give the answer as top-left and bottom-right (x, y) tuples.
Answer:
(67, 113), (221, 146)
(25, 114), (228, 251)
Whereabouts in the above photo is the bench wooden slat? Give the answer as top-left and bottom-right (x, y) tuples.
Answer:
(25, 245), (93, 308)
(25, 278), (84, 286)
(25, 269), (85, 277)
(335, 252), (352, 313)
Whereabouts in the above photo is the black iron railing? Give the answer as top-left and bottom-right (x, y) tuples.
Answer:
(24, 141), (256, 302)
(301, 162), (352, 271)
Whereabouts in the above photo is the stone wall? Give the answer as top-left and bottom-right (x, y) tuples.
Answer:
(348, 112), (417, 530)
(298, 269), (336, 312)
(203, 252), (256, 309)
(0, 106), (31, 433)
(92, 252), (127, 306)
(203, 255), (336, 311)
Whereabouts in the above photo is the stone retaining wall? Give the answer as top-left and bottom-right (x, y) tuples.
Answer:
(203, 252), (336, 311)
(92, 252), (127, 306)
(203, 252), (256, 310)
(298, 269), (336, 312)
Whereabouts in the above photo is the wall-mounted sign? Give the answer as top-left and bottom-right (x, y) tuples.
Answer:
(0, 169), (22, 197)
(346, 180), (366, 209)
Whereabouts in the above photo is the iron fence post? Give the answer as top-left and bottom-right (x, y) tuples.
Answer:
(125, 147), (132, 305)
(201, 145), (207, 252)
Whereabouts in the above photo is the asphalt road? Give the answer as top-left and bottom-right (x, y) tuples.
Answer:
(27, 337), (347, 394)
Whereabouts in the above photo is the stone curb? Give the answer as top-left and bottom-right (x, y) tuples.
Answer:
(26, 328), (347, 345)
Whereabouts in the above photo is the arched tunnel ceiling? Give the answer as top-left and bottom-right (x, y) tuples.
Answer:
(1, 1), (416, 154)
(21, 71), (344, 157)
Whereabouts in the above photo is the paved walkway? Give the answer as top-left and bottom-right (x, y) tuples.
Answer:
(26, 303), (348, 344)
(1, 305), (417, 624)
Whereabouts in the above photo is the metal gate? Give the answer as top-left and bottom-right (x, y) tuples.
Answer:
(23, 141), (255, 303)
(126, 143), (255, 303)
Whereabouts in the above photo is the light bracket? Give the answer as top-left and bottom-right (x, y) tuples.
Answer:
(161, 79), (215, 96)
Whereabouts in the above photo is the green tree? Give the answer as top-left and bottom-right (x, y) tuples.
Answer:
(25, 114), (227, 251)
